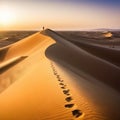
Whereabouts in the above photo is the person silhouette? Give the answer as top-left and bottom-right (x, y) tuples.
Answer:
(43, 26), (45, 30)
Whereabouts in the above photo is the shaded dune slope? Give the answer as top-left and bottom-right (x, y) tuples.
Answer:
(53, 31), (120, 67)
(70, 40), (120, 67)
(44, 29), (120, 92)
(0, 47), (9, 62)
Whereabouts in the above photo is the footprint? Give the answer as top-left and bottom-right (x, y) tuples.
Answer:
(61, 86), (66, 89)
(72, 109), (82, 118)
(65, 97), (73, 102)
(59, 83), (67, 88)
(56, 75), (60, 79)
(63, 89), (70, 95)
(65, 104), (74, 108)
(57, 78), (61, 81)
(54, 72), (58, 75)
(59, 83), (64, 85)
(58, 79), (63, 82)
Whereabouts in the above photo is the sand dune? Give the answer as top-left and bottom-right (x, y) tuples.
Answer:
(71, 40), (120, 67)
(0, 32), (48, 63)
(0, 29), (120, 120)
(0, 31), (75, 120)
(44, 29), (120, 92)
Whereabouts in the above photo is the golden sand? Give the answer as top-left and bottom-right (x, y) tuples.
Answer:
(0, 30), (120, 120)
(0, 32), (75, 119)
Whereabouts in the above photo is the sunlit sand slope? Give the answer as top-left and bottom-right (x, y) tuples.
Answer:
(0, 29), (120, 120)
(0, 32), (49, 62)
(0, 32), (55, 91)
(0, 31), (81, 120)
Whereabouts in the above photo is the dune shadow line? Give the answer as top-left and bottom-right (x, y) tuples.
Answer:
(0, 56), (27, 74)
(0, 47), (9, 61)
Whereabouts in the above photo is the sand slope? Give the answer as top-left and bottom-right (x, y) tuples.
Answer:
(70, 38), (120, 67)
(0, 31), (78, 120)
(44, 29), (120, 92)
(0, 29), (120, 120)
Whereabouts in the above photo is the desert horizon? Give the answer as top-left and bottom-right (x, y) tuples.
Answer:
(0, 0), (120, 120)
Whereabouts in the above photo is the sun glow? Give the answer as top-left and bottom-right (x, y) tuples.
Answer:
(0, 6), (15, 25)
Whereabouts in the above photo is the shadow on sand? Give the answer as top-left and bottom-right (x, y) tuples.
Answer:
(0, 47), (10, 61)
(45, 38), (120, 92)
(0, 56), (27, 74)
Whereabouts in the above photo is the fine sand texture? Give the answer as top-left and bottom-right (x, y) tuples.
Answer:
(0, 29), (120, 120)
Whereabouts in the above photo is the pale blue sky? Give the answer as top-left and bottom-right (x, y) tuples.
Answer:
(0, 0), (120, 30)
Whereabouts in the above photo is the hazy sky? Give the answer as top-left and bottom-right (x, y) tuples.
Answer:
(0, 0), (120, 30)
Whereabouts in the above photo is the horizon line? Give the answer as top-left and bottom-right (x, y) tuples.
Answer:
(0, 28), (120, 32)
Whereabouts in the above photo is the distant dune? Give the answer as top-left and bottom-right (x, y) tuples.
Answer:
(0, 29), (120, 120)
